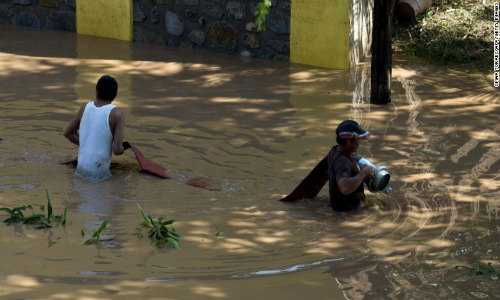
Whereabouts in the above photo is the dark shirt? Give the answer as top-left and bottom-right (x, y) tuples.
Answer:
(327, 145), (365, 212)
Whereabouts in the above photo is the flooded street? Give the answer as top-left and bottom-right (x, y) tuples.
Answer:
(0, 26), (499, 299)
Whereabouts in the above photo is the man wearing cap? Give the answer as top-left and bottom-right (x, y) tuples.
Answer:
(327, 120), (375, 212)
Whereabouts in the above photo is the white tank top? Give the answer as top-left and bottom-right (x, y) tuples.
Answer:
(76, 101), (116, 181)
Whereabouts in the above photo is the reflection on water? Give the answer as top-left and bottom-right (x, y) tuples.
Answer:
(0, 25), (499, 299)
(74, 175), (126, 217)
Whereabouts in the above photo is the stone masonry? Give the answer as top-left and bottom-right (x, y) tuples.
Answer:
(0, 0), (290, 61)
(133, 0), (290, 60)
(0, 0), (76, 31)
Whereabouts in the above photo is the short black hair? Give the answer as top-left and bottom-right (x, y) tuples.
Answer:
(96, 75), (118, 101)
(336, 137), (355, 145)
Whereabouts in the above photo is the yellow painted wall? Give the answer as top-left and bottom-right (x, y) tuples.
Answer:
(77, 0), (132, 41)
(291, 0), (350, 70)
(75, 34), (133, 116)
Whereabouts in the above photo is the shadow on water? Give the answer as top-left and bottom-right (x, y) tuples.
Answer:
(0, 25), (499, 299)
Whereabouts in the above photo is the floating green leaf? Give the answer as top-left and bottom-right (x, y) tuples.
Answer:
(133, 227), (143, 239)
(83, 219), (113, 245)
(136, 204), (181, 249)
(46, 189), (52, 219)
(0, 191), (66, 229)
(137, 204), (154, 228)
(455, 262), (500, 276)
(167, 237), (180, 250)
(0, 205), (33, 225)
(0, 208), (15, 217)
(215, 230), (221, 236)
(62, 206), (67, 225)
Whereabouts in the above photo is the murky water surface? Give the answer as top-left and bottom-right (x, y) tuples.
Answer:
(0, 26), (499, 299)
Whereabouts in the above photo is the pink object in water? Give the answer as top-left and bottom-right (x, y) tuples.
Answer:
(185, 177), (222, 192)
(60, 141), (221, 191)
(60, 141), (171, 179)
(122, 141), (171, 179)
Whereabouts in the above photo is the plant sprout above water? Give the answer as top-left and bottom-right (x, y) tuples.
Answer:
(0, 189), (67, 229)
(136, 203), (182, 250)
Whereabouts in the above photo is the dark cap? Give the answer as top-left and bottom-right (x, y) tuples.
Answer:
(336, 120), (370, 140)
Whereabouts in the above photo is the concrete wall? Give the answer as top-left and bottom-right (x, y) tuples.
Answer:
(291, 0), (351, 70)
(291, 0), (373, 69)
(0, 0), (372, 69)
(77, 0), (132, 41)
(0, 0), (291, 61)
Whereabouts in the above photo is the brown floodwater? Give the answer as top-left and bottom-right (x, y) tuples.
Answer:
(0, 25), (499, 299)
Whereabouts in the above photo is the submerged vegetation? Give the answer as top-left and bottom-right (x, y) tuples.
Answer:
(393, 0), (493, 73)
(83, 219), (114, 245)
(456, 262), (500, 276)
(137, 204), (182, 249)
(0, 190), (183, 250)
(0, 190), (67, 229)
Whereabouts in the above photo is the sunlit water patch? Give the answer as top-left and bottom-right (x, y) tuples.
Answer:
(0, 26), (498, 299)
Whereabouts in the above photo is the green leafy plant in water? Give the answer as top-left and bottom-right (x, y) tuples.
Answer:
(0, 205), (33, 225)
(0, 190), (67, 229)
(137, 204), (181, 249)
(254, 0), (271, 31)
(455, 262), (500, 276)
(83, 219), (114, 245)
(133, 227), (143, 239)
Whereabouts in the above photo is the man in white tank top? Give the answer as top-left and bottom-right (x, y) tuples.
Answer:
(64, 75), (126, 181)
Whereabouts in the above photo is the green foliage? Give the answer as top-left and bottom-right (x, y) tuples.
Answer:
(254, 0), (271, 31)
(0, 189), (67, 229)
(83, 219), (114, 245)
(455, 262), (500, 276)
(393, 0), (493, 73)
(137, 204), (182, 249)
(133, 227), (143, 239)
(0, 205), (33, 225)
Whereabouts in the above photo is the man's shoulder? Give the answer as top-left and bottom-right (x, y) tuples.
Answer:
(108, 107), (125, 127)
(333, 155), (350, 165)
(328, 147), (348, 164)
(110, 106), (125, 117)
(76, 102), (90, 118)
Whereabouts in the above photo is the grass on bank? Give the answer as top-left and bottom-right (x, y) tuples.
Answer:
(393, 0), (494, 73)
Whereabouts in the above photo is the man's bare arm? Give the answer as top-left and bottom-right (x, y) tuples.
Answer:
(110, 108), (125, 155)
(337, 166), (374, 195)
(63, 105), (85, 146)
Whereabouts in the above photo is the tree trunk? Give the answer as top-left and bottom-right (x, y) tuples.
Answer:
(370, 0), (395, 104)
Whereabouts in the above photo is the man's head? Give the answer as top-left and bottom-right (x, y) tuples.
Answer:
(96, 75), (118, 101)
(336, 120), (370, 151)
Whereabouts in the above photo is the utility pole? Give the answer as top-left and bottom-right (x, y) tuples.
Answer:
(371, 0), (395, 104)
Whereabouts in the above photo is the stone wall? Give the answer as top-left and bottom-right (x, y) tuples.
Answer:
(0, 0), (76, 32)
(132, 0), (290, 60)
(0, 0), (373, 67)
(0, 0), (290, 61)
